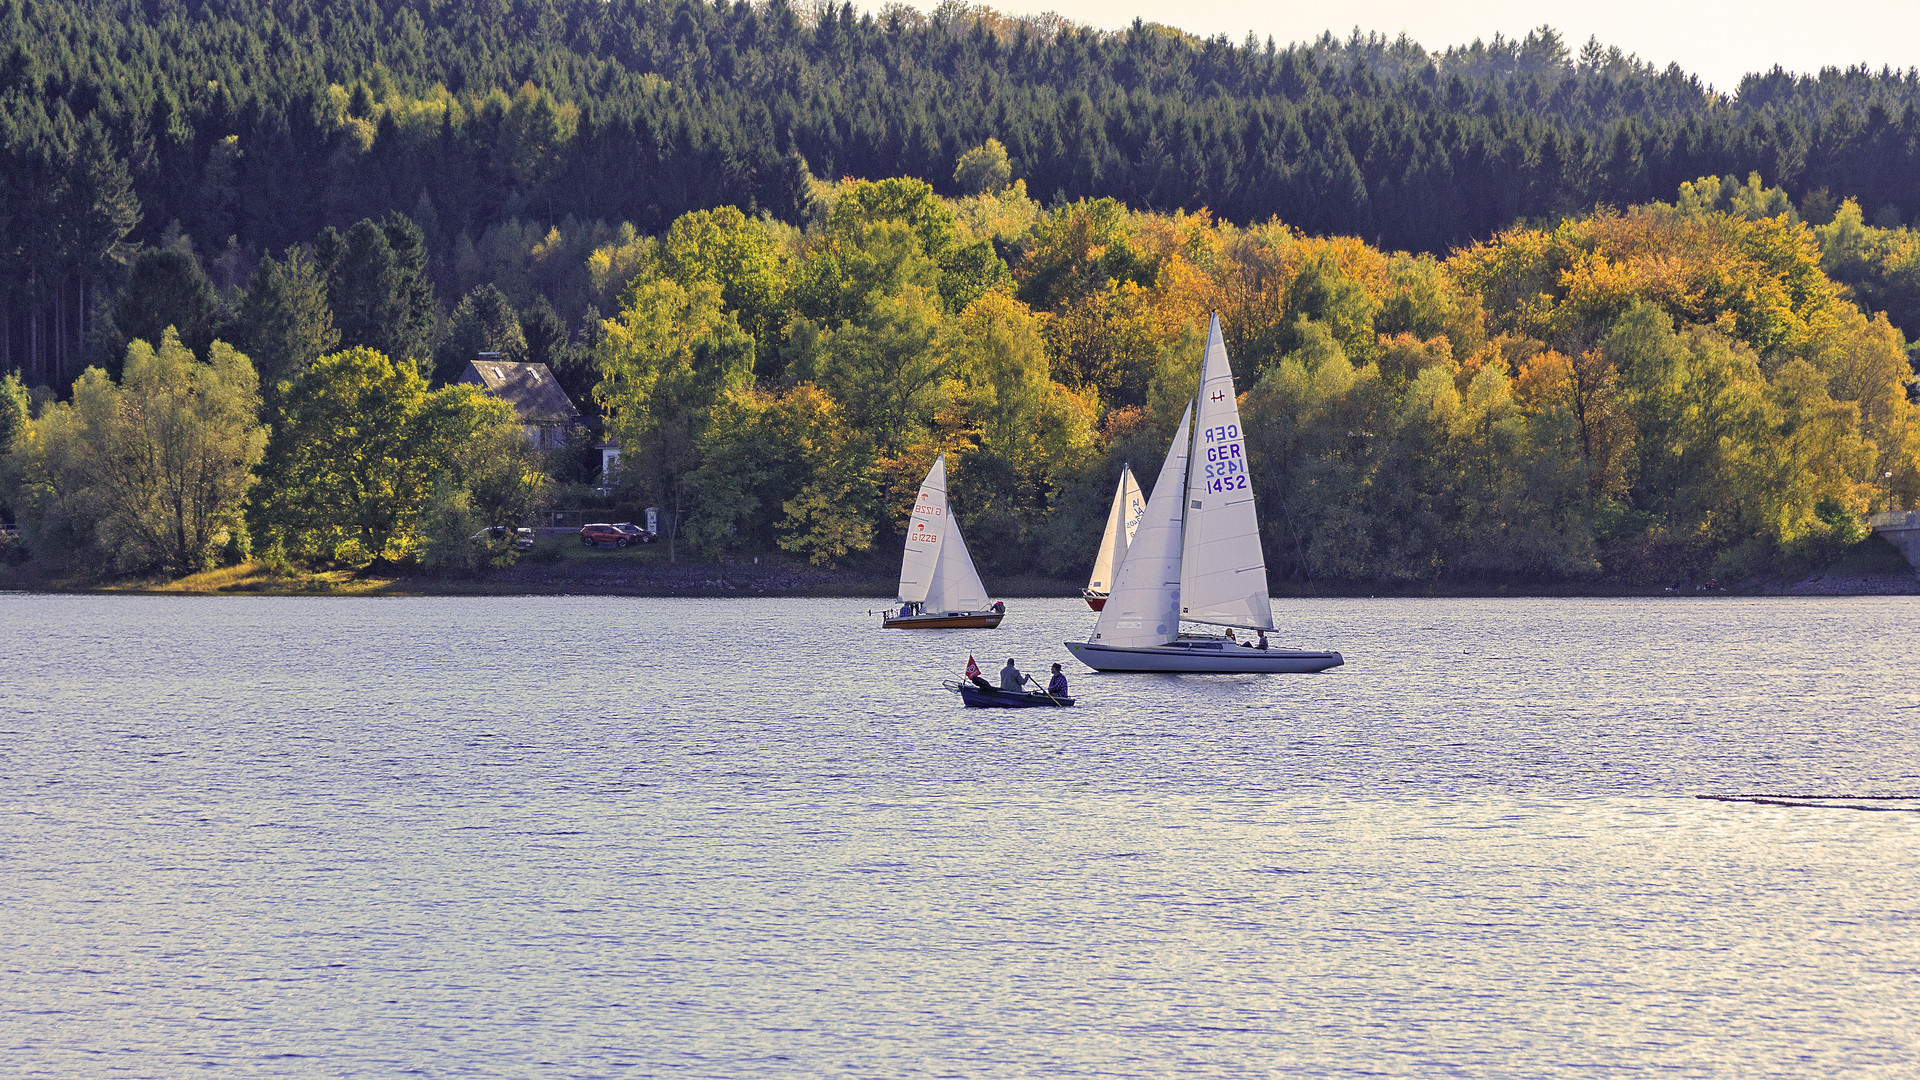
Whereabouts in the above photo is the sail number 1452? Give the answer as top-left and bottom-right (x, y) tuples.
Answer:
(1200, 424), (1247, 493)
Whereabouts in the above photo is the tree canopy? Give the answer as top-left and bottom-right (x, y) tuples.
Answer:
(14, 0), (1920, 390)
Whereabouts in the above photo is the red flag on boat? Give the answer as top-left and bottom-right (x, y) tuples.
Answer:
(965, 655), (981, 680)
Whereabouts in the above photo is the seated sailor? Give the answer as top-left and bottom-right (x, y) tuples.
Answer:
(999, 658), (1027, 691)
(1047, 663), (1068, 697)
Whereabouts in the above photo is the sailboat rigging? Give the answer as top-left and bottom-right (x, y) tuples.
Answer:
(1064, 315), (1343, 673)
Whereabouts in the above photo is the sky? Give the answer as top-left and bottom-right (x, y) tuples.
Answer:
(889, 0), (1920, 93)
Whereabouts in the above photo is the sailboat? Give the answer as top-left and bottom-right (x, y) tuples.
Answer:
(883, 454), (1005, 629)
(1064, 315), (1343, 673)
(1082, 465), (1145, 610)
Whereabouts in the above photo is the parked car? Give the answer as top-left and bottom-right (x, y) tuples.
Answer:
(611, 522), (655, 544)
(580, 522), (630, 547)
(472, 526), (535, 551)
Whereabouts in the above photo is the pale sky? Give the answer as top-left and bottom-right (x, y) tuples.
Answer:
(891, 0), (1920, 94)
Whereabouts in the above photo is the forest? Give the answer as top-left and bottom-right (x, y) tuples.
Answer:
(4, 158), (1916, 587)
(14, 0), (1920, 382)
(3, 1), (1919, 588)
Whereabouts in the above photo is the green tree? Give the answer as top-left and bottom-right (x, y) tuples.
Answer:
(435, 284), (527, 385)
(414, 398), (547, 573)
(789, 219), (941, 330)
(1013, 198), (1153, 311)
(772, 385), (880, 566)
(596, 278), (755, 559)
(99, 332), (267, 574)
(806, 285), (952, 459)
(0, 372), (28, 458)
(233, 246), (339, 405)
(253, 347), (512, 564)
(3, 330), (265, 575)
(954, 138), (1013, 197)
(109, 247), (220, 368)
(680, 384), (866, 557)
(952, 292), (1052, 470)
(1283, 250), (1382, 363)
(316, 215), (438, 375)
(660, 206), (789, 358)
(450, 415), (547, 530)
(415, 483), (489, 575)
(2, 372), (111, 571)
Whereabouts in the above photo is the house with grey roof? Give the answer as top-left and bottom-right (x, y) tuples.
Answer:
(459, 358), (584, 450)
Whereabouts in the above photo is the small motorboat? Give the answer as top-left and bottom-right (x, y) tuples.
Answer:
(943, 680), (1075, 708)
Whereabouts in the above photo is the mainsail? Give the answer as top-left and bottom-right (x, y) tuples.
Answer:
(897, 454), (949, 604)
(1086, 464), (1145, 594)
(1089, 407), (1192, 648)
(926, 515), (991, 611)
(1179, 316), (1274, 630)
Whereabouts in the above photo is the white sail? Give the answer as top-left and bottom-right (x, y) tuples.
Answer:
(897, 454), (948, 603)
(1089, 407), (1192, 648)
(925, 515), (991, 611)
(1085, 464), (1146, 594)
(1179, 315), (1274, 630)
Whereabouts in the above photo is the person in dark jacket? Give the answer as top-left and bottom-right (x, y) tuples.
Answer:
(1047, 663), (1069, 697)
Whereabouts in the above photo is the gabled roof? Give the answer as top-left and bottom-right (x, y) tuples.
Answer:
(459, 360), (583, 424)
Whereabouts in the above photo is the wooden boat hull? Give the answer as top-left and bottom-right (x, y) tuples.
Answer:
(1065, 639), (1343, 673)
(883, 611), (1004, 629)
(1082, 589), (1108, 611)
(948, 682), (1075, 708)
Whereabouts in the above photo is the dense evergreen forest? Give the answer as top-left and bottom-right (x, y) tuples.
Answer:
(4, 1), (1919, 590)
(12, 0), (1920, 383)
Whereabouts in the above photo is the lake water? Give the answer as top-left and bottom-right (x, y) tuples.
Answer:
(3, 593), (1918, 1078)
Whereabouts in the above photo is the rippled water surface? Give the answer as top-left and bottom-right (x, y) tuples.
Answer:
(4, 593), (1918, 1077)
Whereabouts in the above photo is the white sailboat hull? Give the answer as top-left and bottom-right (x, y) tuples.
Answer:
(1066, 639), (1344, 674)
(883, 610), (1004, 629)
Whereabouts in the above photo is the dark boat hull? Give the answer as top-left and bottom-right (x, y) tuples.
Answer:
(1082, 589), (1107, 611)
(950, 682), (1075, 708)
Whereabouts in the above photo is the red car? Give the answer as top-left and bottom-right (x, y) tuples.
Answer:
(580, 522), (630, 547)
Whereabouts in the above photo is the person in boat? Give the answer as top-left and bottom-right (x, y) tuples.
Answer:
(991, 600), (1005, 615)
(1047, 663), (1068, 697)
(1226, 628), (1237, 644)
(1000, 658), (1028, 691)
(1256, 630), (1268, 651)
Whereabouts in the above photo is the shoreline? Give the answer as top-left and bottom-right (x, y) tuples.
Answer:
(3, 559), (1915, 599)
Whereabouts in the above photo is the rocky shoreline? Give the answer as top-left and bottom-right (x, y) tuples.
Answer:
(1760, 567), (1920, 596)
